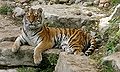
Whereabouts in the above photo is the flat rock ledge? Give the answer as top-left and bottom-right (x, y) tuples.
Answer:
(0, 41), (61, 67)
(55, 52), (98, 72)
(102, 52), (120, 72)
(0, 41), (98, 72)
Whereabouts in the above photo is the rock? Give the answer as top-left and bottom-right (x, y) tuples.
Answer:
(83, 2), (93, 7)
(31, 4), (104, 28)
(99, 4), (120, 37)
(68, 0), (75, 4)
(0, 41), (34, 66)
(51, 0), (59, 4)
(115, 44), (120, 52)
(15, 0), (29, 4)
(99, 0), (110, 8)
(102, 52), (120, 72)
(38, 0), (45, 4)
(22, 3), (28, 6)
(104, 2), (110, 8)
(0, 69), (17, 72)
(59, 0), (69, 4)
(55, 52), (97, 72)
(15, 3), (22, 7)
(0, 41), (61, 67)
(98, 3), (104, 8)
(86, 12), (92, 17)
(99, 0), (110, 4)
(12, 7), (25, 18)
(31, 1), (40, 6)
(75, 0), (82, 4)
(93, 0), (100, 5)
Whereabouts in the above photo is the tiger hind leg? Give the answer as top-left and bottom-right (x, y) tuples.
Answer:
(61, 41), (84, 55)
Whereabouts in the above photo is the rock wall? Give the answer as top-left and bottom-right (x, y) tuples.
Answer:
(31, 4), (104, 29)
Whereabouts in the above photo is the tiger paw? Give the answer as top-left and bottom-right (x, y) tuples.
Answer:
(12, 45), (19, 53)
(33, 53), (42, 65)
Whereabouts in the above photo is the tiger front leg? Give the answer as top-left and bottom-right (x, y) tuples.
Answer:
(33, 41), (53, 65)
(12, 36), (22, 52)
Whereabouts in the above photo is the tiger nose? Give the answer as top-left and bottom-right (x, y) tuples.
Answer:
(29, 20), (34, 24)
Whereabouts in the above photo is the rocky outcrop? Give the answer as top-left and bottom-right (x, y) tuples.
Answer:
(0, 41), (61, 68)
(0, 41), (34, 66)
(55, 52), (98, 72)
(31, 4), (104, 28)
(102, 52), (120, 72)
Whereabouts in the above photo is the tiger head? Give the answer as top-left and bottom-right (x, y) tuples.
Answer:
(23, 7), (43, 30)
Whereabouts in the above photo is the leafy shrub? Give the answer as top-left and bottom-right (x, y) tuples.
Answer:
(111, 0), (120, 6)
(105, 17), (120, 55)
(17, 53), (59, 72)
(17, 67), (35, 72)
(0, 4), (13, 15)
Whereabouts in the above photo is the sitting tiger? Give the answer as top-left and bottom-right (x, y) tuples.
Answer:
(12, 7), (96, 65)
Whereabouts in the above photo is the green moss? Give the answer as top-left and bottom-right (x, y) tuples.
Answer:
(105, 17), (120, 55)
(0, 4), (13, 15)
(111, 0), (120, 6)
(17, 53), (59, 72)
(17, 67), (36, 72)
(100, 61), (116, 72)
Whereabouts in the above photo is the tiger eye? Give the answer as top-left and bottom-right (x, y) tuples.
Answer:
(34, 14), (38, 17)
(26, 13), (30, 17)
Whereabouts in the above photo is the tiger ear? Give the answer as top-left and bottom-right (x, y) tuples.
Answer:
(38, 8), (43, 13)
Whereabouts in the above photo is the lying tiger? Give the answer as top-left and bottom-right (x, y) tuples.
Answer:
(12, 7), (96, 65)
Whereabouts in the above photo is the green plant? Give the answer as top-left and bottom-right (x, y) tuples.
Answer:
(0, 4), (13, 15)
(100, 61), (116, 72)
(111, 0), (120, 6)
(17, 67), (35, 72)
(17, 53), (59, 72)
(105, 17), (120, 55)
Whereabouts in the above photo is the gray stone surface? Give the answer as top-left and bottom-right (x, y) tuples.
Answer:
(102, 52), (120, 72)
(0, 69), (17, 72)
(55, 52), (97, 72)
(0, 41), (61, 66)
(0, 41), (34, 66)
(32, 4), (105, 28)
(12, 7), (25, 18)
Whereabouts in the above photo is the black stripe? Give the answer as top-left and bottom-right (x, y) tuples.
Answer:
(68, 30), (79, 43)
(64, 28), (67, 36)
(32, 28), (42, 36)
(59, 28), (63, 42)
(21, 35), (28, 44)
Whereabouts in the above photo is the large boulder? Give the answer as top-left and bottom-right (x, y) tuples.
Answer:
(0, 41), (61, 67)
(0, 41), (34, 66)
(55, 52), (98, 72)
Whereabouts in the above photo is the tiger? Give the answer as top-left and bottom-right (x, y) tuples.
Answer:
(12, 7), (96, 65)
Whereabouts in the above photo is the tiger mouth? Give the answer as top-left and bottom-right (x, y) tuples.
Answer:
(28, 24), (36, 28)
